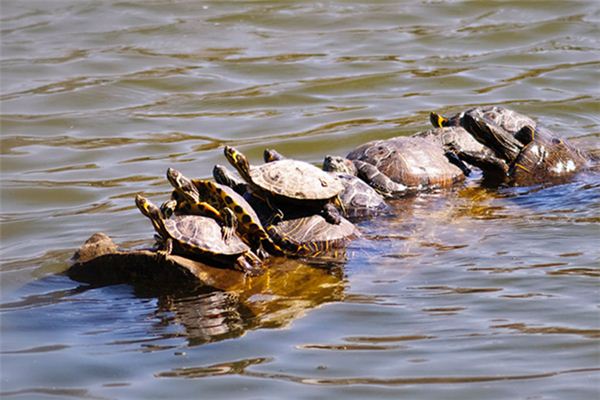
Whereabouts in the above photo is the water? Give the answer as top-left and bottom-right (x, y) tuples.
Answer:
(1, 1), (599, 399)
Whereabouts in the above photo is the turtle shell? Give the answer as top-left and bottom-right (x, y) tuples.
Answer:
(465, 106), (536, 134)
(346, 136), (464, 188)
(268, 213), (359, 256)
(163, 214), (250, 256)
(250, 159), (344, 201)
(334, 173), (389, 218)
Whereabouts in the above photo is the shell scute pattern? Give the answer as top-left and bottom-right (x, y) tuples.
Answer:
(251, 159), (343, 200)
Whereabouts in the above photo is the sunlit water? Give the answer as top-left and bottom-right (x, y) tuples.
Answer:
(1, 1), (599, 399)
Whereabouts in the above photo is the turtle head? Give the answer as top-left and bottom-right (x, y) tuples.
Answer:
(224, 146), (252, 182)
(263, 148), (285, 163)
(213, 164), (232, 186)
(430, 111), (449, 128)
(160, 200), (178, 218)
(514, 125), (535, 145)
(135, 194), (161, 220)
(166, 168), (199, 202)
(323, 155), (357, 176)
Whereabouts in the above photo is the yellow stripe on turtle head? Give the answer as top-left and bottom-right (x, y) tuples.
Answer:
(429, 112), (448, 128)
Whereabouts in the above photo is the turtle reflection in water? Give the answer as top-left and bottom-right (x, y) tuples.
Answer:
(134, 194), (264, 275)
(431, 106), (591, 186)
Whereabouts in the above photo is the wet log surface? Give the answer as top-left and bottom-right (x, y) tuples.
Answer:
(67, 232), (248, 289)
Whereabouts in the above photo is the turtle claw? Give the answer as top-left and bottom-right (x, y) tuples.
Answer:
(235, 251), (265, 276)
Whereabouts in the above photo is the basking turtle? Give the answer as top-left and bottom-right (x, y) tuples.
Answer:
(224, 146), (345, 224)
(263, 149), (390, 219)
(345, 135), (468, 195)
(432, 106), (589, 185)
(460, 112), (589, 186)
(430, 105), (536, 134)
(134, 194), (264, 275)
(266, 213), (359, 258)
(212, 164), (360, 257)
(166, 168), (284, 258)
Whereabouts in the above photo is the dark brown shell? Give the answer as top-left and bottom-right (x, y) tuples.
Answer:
(346, 136), (464, 188)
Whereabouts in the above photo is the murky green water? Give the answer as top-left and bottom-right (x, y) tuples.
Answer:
(1, 1), (599, 399)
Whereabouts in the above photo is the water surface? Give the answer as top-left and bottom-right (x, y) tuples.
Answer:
(1, 1), (599, 399)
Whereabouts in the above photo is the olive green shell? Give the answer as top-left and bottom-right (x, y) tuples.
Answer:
(250, 159), (344, 201)
(163, 214), (250, 256)
(346, 136), (465, 188)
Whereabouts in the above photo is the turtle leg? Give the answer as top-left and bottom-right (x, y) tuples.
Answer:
(157, 237), (173, 258)
(212, 165), (249, 195)
(234, 251), (265, 276)
(352, 160), (408, 198)
(259, 237), (285, 257)
(255, 243), (272, 259)
(444, 150), (472, 176)
(453, 148), (510, 180)
(220, 207), (238, 243)
(263, 196), (287, 224)
(189, 201), (222, 221)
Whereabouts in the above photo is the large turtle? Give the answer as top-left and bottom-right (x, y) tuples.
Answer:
(461, 112), (589, 185)
(212, 164), (360, 258)
(344, 135), (469, 196)
(166, 168), (285, 258)
(432, 106), (590, 185)
(263, 148), (390, 219)
(134, 194), (264, 275)
(223, 146), (345, 224)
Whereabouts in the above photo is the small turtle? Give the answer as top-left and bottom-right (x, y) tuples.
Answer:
(224, 146), (345, 224)
(212, 164), (360, 257)
(345, 135), (467, 195)
(263, 149), (390, 219)
(166, 168), (284, 258)
(134, 194), (263, 275)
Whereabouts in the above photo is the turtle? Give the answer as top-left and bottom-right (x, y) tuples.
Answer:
(212, 164), (360, 257)
(344, 135), (468, 196)
(431, 106), (589, 185)
(134, 194), (264, 275)
(263, 149), (390, 219)
(459, 112), (589, 186)
(166, 168), (285, 258)
(430, 105), (536, 133)
(223, 146), (345, 224)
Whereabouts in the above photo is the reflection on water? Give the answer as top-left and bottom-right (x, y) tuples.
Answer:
(1, 1), (599, 399)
